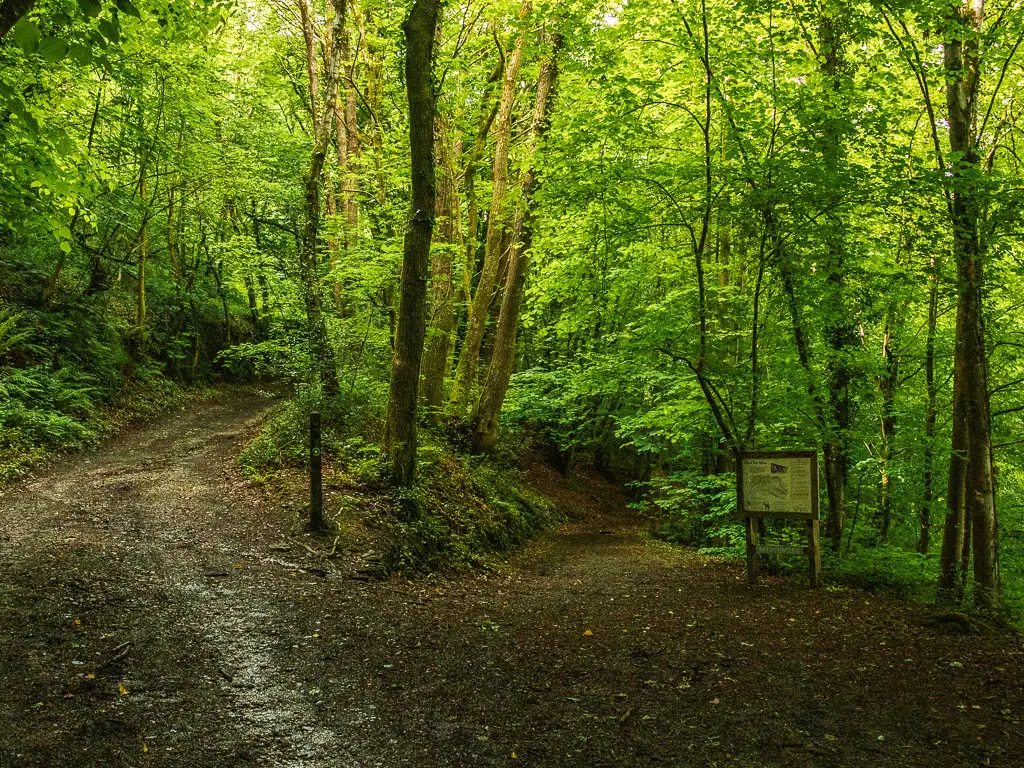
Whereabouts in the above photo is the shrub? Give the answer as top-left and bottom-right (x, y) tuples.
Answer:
(642, 470), (743, 554)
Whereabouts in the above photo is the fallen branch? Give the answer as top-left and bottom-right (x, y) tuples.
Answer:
(97, 640), (133, 670)
(288, 537), (319, 557)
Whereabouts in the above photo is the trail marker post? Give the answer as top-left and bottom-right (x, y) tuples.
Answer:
(309, 410), (324, 531)
(737, 450), (821, 588)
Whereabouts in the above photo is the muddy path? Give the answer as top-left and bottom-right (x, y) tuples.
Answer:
(1, 390), (1023, 767)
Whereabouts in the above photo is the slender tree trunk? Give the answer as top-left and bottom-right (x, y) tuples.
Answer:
(336, 2), (360, 313)
(878, 313), (898, 541)
(298, 0), (320, 123)
(458, 51), (503, 320)
(818, 6), (855, 550)
(937, 319), (962, 602)
(470, 33), (562, 452)
(937, 0), (998, 611)
(678, 0), (740, 453)
(420, 115), (460, 415)
(921, 254), (938, 554)
(137, 151), (149, 340)
(449, 1), (529, 417)
(382, 0), (440, 488)
(745, 234), (766, 448)
(298, 0), (346, 397)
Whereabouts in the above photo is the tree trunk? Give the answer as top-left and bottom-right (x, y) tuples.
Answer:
(420, 115), (460, 416)
(137, 166), (148, 337)
(297, 0), (346, 397)
(878, 314), (898, 541)
(818, 6), (855, 550)
(449, 1), (529, 417)
(470, 33), (563, 452)
(297, 0), (320, 124)
(338, 5), (360, 313)
(921, 254), (938, 554)
(0, 0), (34, 40)
(457, 51), (503, 339)
(937, 0), (999, 611)
(381, 0), (440, 487)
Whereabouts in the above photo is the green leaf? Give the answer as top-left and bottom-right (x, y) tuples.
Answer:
(38, 38), (69, 63)
(13, 20), (40, 55)
(115, 0), (142, 18)
(67, 44), (92, 65)
(77, 0), (102, 18)
(12, 104), (39, 133)
(98, 16), (120, 44)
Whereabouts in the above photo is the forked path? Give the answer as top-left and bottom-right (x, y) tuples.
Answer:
(1, 391), (1022, 767)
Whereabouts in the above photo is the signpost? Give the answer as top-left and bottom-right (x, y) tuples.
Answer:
(737, 450), (821, 587)
(309, 411), (324, 531)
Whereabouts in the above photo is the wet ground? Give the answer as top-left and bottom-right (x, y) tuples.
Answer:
(1, 389), (1023, 767)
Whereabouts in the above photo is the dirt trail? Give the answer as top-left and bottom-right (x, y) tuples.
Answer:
(2, 391), (1023, 767)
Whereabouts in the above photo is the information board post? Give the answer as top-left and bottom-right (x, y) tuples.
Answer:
(737, 450), (820, 588)
(806, 518), (821, 587)
(744, 515), (759, 585)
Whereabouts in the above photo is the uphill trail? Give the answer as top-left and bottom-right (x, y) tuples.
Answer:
(1, 389), (1022, 767)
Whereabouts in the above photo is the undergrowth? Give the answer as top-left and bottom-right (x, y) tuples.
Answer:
(385, 435), (562, 573)
(639, 470), (959, 606)
(0, 363), (197, 486)
(238, 402), (563, 574)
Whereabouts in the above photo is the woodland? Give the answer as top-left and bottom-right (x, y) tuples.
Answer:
(3, 0), (1024, 622)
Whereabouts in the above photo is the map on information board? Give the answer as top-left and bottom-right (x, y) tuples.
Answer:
(741, 455), (814, 516)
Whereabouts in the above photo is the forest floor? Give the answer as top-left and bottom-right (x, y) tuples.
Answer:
(1, 389), (1023, 768)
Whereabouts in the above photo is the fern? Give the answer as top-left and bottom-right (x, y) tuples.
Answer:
(0, 308), (30, 358)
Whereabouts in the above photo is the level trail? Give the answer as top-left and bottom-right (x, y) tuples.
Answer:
(1, 391), (1022, 767)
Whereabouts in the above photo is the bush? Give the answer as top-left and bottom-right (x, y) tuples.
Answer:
(641, 470), (743, 554)
(824, 544), (936, 599)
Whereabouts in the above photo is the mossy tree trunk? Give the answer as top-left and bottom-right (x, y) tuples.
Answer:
(381, 0), (440, 487)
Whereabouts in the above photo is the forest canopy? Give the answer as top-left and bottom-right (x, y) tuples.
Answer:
(2, 0), (1024, 614)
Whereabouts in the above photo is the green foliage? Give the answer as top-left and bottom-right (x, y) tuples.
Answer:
(2, 0), (1023, 621)
(824, 546), (936, 601)
(385, 442), (563, 573)
(217, 339), (308, 382)
(641, 471), (742, 553)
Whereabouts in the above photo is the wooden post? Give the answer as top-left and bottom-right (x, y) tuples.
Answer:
(309, 410), (324, 531)
(807, 518), (822, 588)
(745, 515), (759, 585)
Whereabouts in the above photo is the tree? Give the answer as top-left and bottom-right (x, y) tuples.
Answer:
(470, 30), (563, 452)
(381, 0), (441, 488)
(449, 0), (529, 418)
(936, 0), (998, 610)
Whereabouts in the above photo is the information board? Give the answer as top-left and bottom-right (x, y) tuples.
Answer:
(738, 451), (817, 518)
(736, 450), (821, 587)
